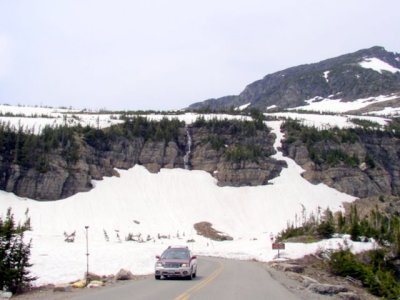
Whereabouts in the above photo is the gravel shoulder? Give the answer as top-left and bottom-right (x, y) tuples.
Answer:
(11, 276), (151, 300)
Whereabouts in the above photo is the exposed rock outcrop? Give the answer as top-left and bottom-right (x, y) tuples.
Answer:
(281, 122), (400, 198)
(190, 126), (286, 186)
(0, 121), (286, 200)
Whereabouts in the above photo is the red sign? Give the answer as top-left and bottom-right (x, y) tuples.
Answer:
(272, 243), (285, 250)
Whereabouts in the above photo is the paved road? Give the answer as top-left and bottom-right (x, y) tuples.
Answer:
(71, 257), (301, 300)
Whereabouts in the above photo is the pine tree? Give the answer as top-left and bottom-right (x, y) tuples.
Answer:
(0, 208), (35, 293)
(317, 208), (335, 238)
(350, 205), (361, 241)
(336, 211), (346, 233)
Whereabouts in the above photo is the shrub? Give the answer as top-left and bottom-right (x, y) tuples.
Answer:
(207, 135), (225, 151)
(193, 117), (267, 135)
(329, 249), (367, 279)
(317, 221), (335, 239)
(329, 249), (400, 299)
(225, 144), (264, 163)
(350, 118), (380, 129)
(277, 226), (306, 241)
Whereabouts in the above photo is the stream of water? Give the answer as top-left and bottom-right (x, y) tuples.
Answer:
(183, 125), (192, 170)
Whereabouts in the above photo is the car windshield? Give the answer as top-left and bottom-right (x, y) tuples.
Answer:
(161, 249), (190, 260)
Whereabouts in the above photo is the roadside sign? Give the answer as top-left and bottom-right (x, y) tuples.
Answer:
(272, 243), (285, 250)
(272, 242), (285, 258)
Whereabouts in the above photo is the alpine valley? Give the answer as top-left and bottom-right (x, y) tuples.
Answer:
(1, 47), (400, 296)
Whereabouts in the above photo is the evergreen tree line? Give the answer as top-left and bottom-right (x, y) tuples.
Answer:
(283, 118), (400, 146)
(0, 122), (79, 172)
(83, 117), (184, 151)
(193, 116), (270, 163)
(281, 119), (389, 168)
(278, 204), (400, 298)
(278, 204), (400, 256)
(0, 208), (34, 294)
(0, 112), (53, 118)
(0, 117), (185, 171)
(0, 116), (271, 171)
(193, 115), (267, 136)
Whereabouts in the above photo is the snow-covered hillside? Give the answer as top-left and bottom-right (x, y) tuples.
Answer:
(0, 113), (376, 285)
(267, 112), (389, 129)
(0, 104), (123, 133)
(289, 94), (400, 114)
(0, 105), (255, 134)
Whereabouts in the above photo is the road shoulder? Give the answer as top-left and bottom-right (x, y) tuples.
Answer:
(264, 256), (378, 300)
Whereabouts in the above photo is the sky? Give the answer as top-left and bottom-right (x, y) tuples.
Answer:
(0, 0), (399, 111)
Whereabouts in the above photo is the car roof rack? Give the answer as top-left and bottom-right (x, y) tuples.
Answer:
(168, 245), (188, 249)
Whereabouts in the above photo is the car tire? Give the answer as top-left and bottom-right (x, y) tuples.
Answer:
(193, 271), (196, 278)
(186, 271), (193, 280)
(155, 275), (161, 280)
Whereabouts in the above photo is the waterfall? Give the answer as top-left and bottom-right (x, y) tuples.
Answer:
(183, 125), (192, 170)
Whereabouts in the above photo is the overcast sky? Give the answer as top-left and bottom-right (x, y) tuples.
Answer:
(0, 0), (399, 111)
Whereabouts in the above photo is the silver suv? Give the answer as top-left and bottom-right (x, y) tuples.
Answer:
(155, 246), (197, 280)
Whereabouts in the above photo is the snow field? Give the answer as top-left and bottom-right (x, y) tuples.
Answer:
(0, 105), (251, 134)
(288, 94), (399, 114)
(266, 112), (389, 129)
(359, 57), (400, 74)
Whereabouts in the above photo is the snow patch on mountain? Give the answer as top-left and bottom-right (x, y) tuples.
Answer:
(290, 94), (399, 113)
(359, 57), (400, 74)
(323, 71), (330, 82)
(266, 112), (388, 129)
(236, 102), (251, 111)
(368, 106), (400, 116)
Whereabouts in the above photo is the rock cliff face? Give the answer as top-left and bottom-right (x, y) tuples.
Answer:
(0, 121), (286, 200)
(188, 46), (400, 112)
(189, 126), (285, 187)
(281, 121), (400, 198)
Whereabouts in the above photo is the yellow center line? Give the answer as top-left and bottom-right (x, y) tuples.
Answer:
(174, 260), (224, 300)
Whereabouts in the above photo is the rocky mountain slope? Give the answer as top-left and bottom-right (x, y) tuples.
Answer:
(0, 117), (285, 200)
(280, 119), (400, 198)
(188, 46), (400, 112)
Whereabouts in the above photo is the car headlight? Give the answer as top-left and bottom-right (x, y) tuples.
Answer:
(181, 263), (188, 267)
(156, 262), (163, 267)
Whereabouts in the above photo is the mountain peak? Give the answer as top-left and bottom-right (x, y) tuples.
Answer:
(188, 46), (400, 112)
